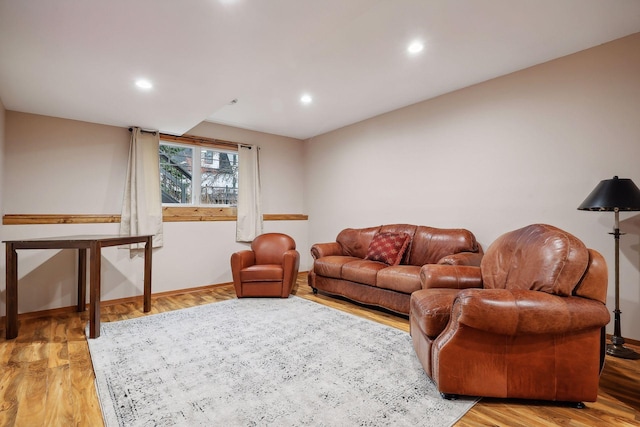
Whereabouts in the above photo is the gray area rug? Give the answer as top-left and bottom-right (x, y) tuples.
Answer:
(87, 296), (477, 426)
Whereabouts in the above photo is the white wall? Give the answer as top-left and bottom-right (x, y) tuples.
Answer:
(1, 115), (308, 317)
(305, 33), (640, 340)
(4, 114), (130, 214)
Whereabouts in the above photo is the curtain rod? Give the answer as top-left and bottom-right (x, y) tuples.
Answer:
(128, 127), (158, 135)
(128, 127), (256, 150)
(159, 133), (256, 150)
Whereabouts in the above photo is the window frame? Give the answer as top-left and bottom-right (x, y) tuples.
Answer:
(159, 137), (239, 208)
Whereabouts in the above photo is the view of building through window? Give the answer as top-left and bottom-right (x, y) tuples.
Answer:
(159, 142), (238, 206)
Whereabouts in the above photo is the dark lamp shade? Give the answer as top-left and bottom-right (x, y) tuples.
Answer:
(578, 176), (640, 211)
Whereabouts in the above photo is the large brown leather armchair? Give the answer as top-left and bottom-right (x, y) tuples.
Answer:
(231, 233), (300, 298)
(410, 224), (610, 406)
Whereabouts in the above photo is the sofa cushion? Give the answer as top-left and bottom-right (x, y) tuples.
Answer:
(342, 260), (388, 286)
(240, 264), (283, 282)
(481, 224), (589, 296)
(376, 265), (421, 293)
(365, 232), (411, 265)
(379, 224), (418, 264)
(336, 226), (380, 259)
(313, 256), (361, 279)
(408, 226), (479, 266)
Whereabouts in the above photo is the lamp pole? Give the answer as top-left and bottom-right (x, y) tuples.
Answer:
(607, 207), (640, 359)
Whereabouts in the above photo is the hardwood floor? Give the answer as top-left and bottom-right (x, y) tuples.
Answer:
(1, 273), (639, 426)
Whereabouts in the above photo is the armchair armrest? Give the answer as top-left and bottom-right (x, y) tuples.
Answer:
(283, 250), (300, 274)
(310, 242), (343, 260)
(231, 250), (255, 286)
(437, 252), (483, 267)
(420, 264), (483, 290)
(454, 288), (611, 335)
(231, 250), (255, 269)
(283, 249), (300, 265)
(282, 249), (301, 296)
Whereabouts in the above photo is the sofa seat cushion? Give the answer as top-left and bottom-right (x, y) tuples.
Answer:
(410, 288), (460, 338)
(342, 260), (388, 286)
(240, 264), (283, 282)
(376, 265), (421, 293)
(314, 256), (361, 279)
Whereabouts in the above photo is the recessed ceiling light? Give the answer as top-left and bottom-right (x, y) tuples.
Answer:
(135, 79), (153, 90)
(407, 41), (424, 54)
(300, 94), (313, 105)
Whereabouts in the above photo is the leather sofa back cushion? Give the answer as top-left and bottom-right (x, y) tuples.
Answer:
(336, 226), (381, 259)
(481, 224), (589, 296)
(336, 224), (479, 267)
(407, 226), (479, 266)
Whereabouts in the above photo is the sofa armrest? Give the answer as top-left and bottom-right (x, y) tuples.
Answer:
(420, 264), (483, 290)
(454, 288), (611, 335)
(310, 242), (343, 260)
(411, 288), (461, 338)
(437, 252), (483, 267)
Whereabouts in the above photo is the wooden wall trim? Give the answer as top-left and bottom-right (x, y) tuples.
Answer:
(162, 206), (237, 222)
(3, 211), (308, 225)
(263, 214), (309, 221)
(2, 214), (121, 225)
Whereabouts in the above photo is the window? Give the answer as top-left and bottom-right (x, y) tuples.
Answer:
(160, 141), (238, 206)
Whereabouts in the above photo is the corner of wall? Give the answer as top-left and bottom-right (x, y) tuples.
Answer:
(0, 96), (5, 219)
(0, 97), (6, 302)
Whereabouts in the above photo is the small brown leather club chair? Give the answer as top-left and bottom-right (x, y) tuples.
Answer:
(231, 233), (300, 298)
(410, 224), (610, 407)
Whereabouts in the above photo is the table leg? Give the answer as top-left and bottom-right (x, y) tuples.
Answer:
(5, 243), (18, 339)
(89, 241), (102, 338)
(143, 236), (152, 312)
(77, 248), (87, 312)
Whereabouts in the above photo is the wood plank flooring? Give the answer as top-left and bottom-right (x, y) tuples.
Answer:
(1, 273), (639, 426)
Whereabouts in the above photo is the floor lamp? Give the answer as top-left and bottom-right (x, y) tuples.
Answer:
(578, 176), (640, 359)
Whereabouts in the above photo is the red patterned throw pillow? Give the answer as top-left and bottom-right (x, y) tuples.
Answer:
(365, 232), (411, 266)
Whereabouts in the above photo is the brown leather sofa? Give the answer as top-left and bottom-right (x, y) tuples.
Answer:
(308, 224), (482, 315)
(410, 224), (610, 405)
(231, 233), (300, 298)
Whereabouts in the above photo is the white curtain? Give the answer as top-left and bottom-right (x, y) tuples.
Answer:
(236, 144), (263, 242)
(120, 127), (164, 249)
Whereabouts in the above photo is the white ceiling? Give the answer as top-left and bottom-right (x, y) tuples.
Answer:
(1, 1), (640, 140)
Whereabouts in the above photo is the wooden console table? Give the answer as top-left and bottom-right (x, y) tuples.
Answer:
(4, 234), (153, 339)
